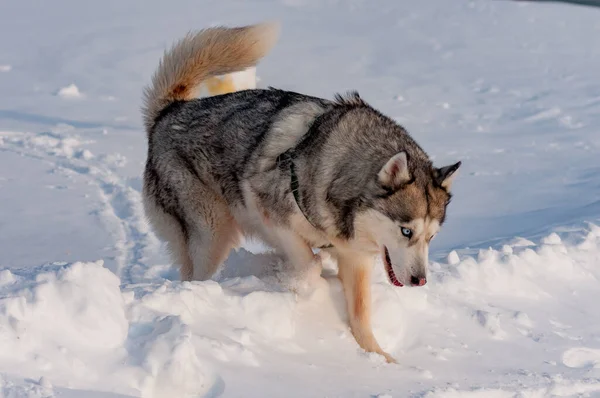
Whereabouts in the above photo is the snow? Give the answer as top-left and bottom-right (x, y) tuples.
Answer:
(1, 0), (600, 396)
(2, 229), (600, 397)
(447, 250), (460, 265)
(56, 84), (83, 99)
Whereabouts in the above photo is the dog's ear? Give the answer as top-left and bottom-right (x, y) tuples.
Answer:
(435, 161), (461, 190)
(378, 152), (411, 190)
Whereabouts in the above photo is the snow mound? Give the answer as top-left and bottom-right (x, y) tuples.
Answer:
(446, 250), (460, 265)
(132, 315), (218, 398)
(2, 226), (600, 396)
(0, 374), (54, 398)
(438, 224), (600, 299)
(0, 261), (127, 357)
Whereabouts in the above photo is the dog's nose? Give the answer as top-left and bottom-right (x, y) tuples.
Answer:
(410, 276), (427, 286)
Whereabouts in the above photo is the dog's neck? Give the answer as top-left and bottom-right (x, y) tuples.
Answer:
(277, 150), (313, 224)
(279, 150), (334, 250)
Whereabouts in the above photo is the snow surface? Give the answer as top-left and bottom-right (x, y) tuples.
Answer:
(1, 0), (600, 396)
(56, 84), (83, 99)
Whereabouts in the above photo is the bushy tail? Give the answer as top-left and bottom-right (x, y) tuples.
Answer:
(142, 22), (280, 131)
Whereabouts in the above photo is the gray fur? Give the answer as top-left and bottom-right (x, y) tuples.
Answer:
(142, 23), (460, 287)
(144, 88), (457, 270)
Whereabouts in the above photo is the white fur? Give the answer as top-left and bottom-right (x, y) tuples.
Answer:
(352, 210), (440, 285)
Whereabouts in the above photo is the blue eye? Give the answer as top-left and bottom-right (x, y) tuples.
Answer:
(401, 227), (413, 238)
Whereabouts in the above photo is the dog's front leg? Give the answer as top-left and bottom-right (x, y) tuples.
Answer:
(337, 251), (396, 363)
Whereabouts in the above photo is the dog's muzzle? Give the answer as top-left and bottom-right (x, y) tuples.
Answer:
(382, 246), (427, 287)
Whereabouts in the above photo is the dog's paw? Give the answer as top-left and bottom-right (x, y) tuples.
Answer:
(296, 267), (323, 297)
(383, 352), (397, 364)
(285, 258), (323, 297)
(364, 349), (397, 365)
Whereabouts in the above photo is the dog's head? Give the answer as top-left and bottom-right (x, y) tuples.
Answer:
(364, 152), (460, 287)
(313, 94), (460, 286)
(327, 148), (460, 287)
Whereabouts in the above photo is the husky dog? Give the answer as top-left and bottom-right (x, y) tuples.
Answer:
(142, 22), (460, 363)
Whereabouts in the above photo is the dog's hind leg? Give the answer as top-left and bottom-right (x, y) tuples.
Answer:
(144, 158), (241, 282)
(187, 212), (241, 281)
(183, 186), (242, 281)
(142, 193), (195, 281)
(336, 250), (396, 364)
(149, 198), (240, 282)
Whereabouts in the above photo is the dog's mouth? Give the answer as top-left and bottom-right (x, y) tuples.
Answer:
(383, 246), (403, 287)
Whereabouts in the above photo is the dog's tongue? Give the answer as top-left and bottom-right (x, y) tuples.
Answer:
(390, 275), (404, 287)
(383, 246), (404, 287)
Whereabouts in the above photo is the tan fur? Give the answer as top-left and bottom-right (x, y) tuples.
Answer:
(142, 22), (279, 131)
(205, 75), (237, 96)
(441, 169), (459, 190)
(336, 250), (396, 363)
(188, 190), (242, 281)
(204, 212), (242, 279)
(178, 238), (195, 282)
(142, 192), (193, 279)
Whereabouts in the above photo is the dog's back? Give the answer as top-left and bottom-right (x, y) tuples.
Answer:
(149, 88), (328, 205)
